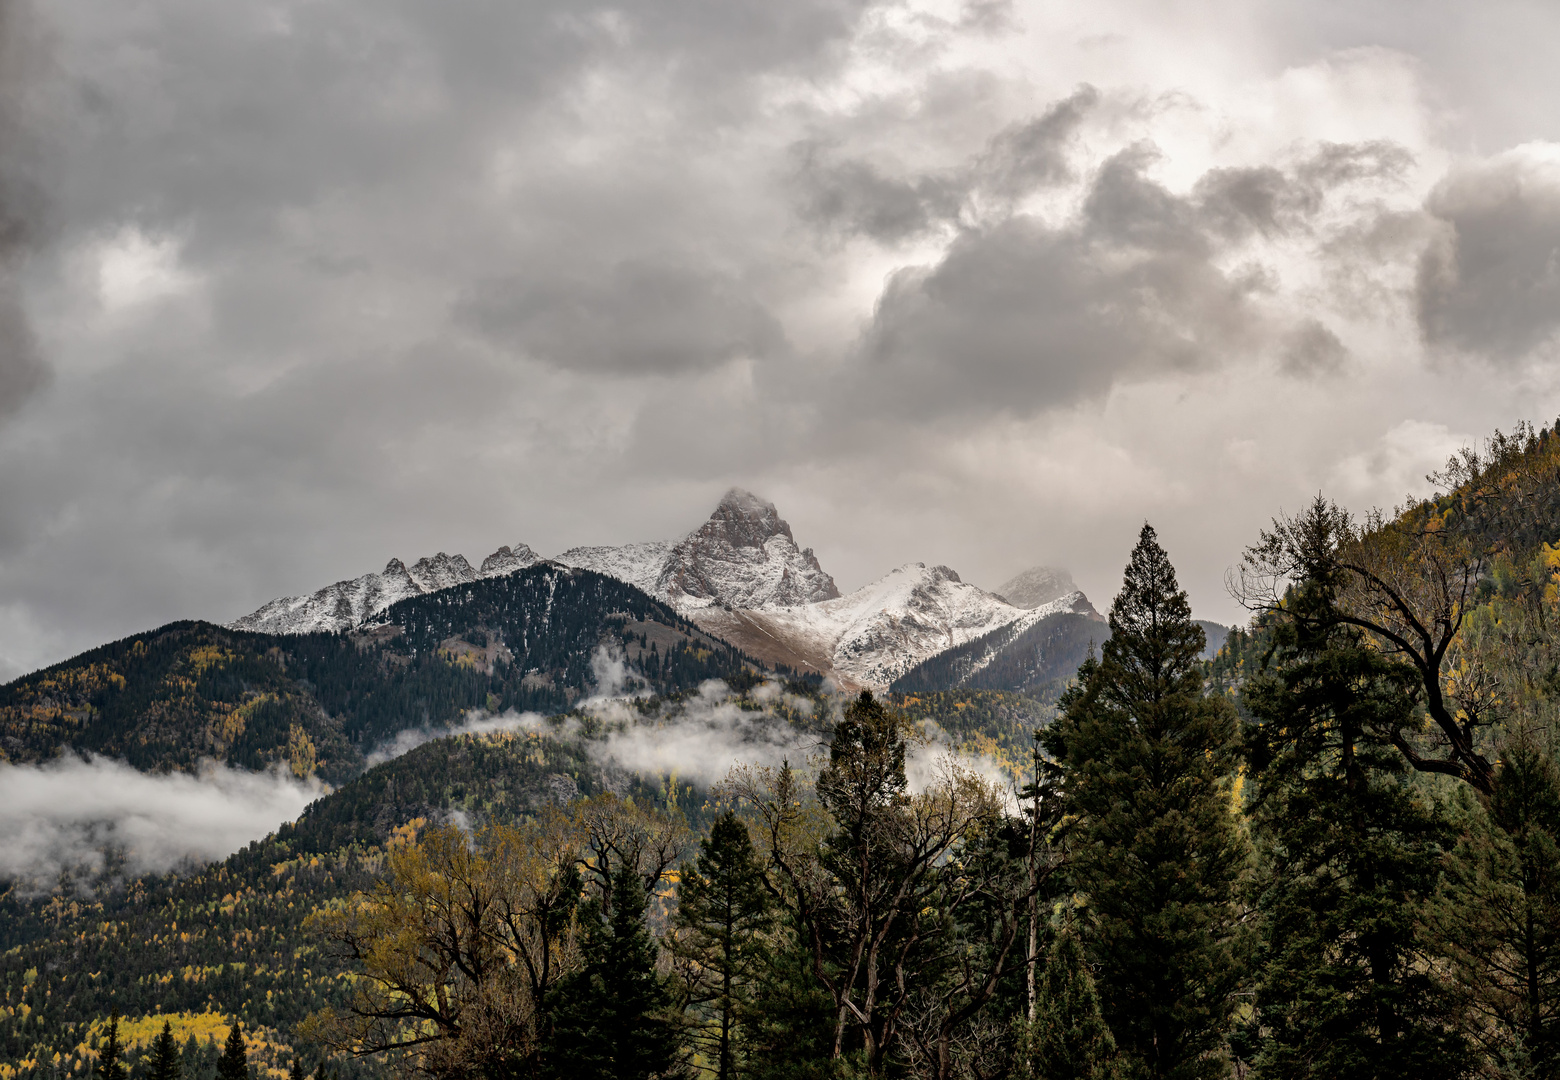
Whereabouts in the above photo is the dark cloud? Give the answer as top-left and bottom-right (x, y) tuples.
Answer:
(0, 0), (51, 418)
(1, 0), (1558, 678)
(795, 148), (965, 243)
(855, 147), (1268, 417)
(460, 262), (790, 373)
(1280, 318), (1350, 377)
(978, 86), (1099, 201)
(794, 86), (1097, 242)
(1417, 151), (1560, 362)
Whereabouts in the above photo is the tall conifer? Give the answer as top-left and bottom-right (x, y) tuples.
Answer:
(672, 809), (774, 1080)
(1432, 743), (1560, 1072)
(216, 1020), (249, 1080)
(1242, 501), (1469, 1079)
(1026, 930), (1118, 1080)
(1042, 524), (1246, 1080)
(96, 1012), (127, 1080)
(546, 865), (679, 1080)
(148, 1020), (182, 1080)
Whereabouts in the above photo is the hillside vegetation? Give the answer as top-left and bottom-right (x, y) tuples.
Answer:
(0, 565), (751, 782)
(14, 422), (1560, 1078)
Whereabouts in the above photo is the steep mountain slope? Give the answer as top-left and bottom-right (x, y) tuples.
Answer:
(553, 540), (671, 596)
(655, 488), (839, 608)
(232, 545), (543, 635)
(1, 564), (755, 780)
(697, 563), (1061, 689)
(554, 489), (838, 610)
(891, 602), (1104, 698)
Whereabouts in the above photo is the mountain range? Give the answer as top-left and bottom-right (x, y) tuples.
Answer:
(228, 488), (1102, 691)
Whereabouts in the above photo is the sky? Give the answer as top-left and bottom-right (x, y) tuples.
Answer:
(4, 0), (1560, 679)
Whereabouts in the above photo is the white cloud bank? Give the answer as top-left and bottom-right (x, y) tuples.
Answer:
(0, 755), (324, 892)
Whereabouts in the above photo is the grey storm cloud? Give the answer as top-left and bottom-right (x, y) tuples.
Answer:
(795, 85), (1098, 243)
(0, 0), (50, 418)
(1418, 149), (1560, 363)
(6, 0), (1560, 681)
(851, 141), (1396, 417)
(460, 262), (790, 373)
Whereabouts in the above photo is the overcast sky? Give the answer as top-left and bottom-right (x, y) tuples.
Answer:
(3, 0), (1560, 679)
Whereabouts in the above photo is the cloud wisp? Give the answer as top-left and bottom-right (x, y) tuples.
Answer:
(366, 647), (1019, 803)
(0, 755), (324, 893)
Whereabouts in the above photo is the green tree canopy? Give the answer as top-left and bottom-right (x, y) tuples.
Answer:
(1043, 523), (1247, 1080)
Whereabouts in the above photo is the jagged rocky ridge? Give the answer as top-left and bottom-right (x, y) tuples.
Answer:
(229, 489), (1097, 689)
(231, 545), (543, 634)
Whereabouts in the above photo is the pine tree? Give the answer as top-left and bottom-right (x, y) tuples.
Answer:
(148, 1020), (182, 1080)
(744, 921), (838, 1080)
(1028, 931), (1118, 1080)
(1243, 502), (1470, 1079)
(546, 865), (680, 1080)
(216, 1021), (249, 1080)
(96, 1012), (127, 1080)
(289, 1059), (305, 1080)
(672, 809), (774, 1080)
(1041, 524), (1247, 1080)
(1429, 741), (1560, 1074)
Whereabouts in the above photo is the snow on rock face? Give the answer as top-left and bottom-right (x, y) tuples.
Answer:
(230, 559), (424, 635)
(479, 543), (542, 576)
(657, 489), (839, 609)
(231, 543), (543, 634)
(407, 552), (478, 593)
(553, 541), (672, 598)
(227, 493), (1085, 694)
(706, 562), (1037, 690)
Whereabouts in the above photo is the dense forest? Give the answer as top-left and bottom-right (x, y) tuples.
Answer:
(12, 421), (1560, 1079)
(0, 564), (756, 782)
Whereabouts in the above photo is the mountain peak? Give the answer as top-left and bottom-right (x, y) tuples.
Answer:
(655, 489), (839, 608)
(996, 565), (1077, 609)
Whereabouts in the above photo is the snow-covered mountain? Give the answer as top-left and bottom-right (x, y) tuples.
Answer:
(696, 563), (1093, 689)
(228, 491), (1094, 690)
(230, 544), (541, 634)
(554, 490), (838, 610)
(553, 541), (671, 598)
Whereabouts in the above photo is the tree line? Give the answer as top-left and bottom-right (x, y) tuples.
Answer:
(296, 501), (1560, 1079)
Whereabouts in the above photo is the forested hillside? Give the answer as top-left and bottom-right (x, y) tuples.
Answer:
(17, 422), (1560, 1079)
(0, 565), (754, 782)
(0, 676), (1041, 1079)
(890, 610), (1102, 698)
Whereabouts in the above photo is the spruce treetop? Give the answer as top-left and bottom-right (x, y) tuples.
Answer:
(1099, 523), (1206, 720)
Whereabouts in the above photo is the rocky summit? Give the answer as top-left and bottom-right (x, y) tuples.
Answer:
(656, 488), (840, 609)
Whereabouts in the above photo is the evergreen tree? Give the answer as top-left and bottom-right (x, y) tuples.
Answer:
(1242, 502), (1469, 1079)
(546, 865), (679, 1080)
(744, 921), (839, 1080)
(216, 1021), (249, 1080)
(1041, 524), (1247, 1080)
(148, 1021), (182, 1080)
(672, 809), (774, 1080)
(1430, 741), (1560, 1074)
(289, 1059), (305, 1080)
(96, 1012), (127, 1080)
(1026, 930), (1118, 1080)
